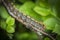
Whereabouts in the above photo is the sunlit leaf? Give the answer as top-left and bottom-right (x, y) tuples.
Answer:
(6, 26), (15, 33)
(6, 16), (15, 26)
(33, 6), (51, 16)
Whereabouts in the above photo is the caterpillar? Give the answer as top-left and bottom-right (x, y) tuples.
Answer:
(2, 0), (55, 40)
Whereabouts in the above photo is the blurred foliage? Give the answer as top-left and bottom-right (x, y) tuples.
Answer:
(0, 0), (60, 40)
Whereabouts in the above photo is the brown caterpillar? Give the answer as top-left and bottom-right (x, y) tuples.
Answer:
(2, 0), (55, 40)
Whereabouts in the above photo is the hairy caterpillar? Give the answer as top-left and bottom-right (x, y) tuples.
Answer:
(2, 0), (55, 40)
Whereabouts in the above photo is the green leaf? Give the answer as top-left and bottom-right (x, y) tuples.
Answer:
(51, 7), (57, 17)
(20, 1), (35, 9)
(6, 16), (15, 26)
(53, 24), (60, 35)
(42, 15), (52, 21)
(33, 6), (51, 16)
(36, 0), (50, 8)
(0, 5), (10, 19)
(6, 26), (15, 33)
(0, 20), (6, 29)
(43, 17), (57, 30)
